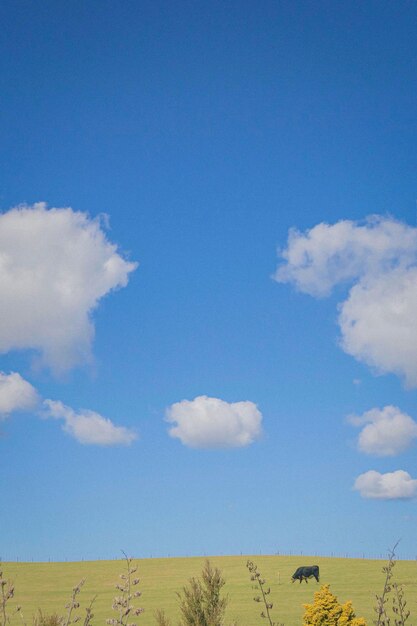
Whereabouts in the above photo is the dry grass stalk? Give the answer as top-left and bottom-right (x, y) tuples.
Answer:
(0, 566), (22, 626)
(392, 582), (410, 626)
(62, 579), (86, 626)
(374, 541), (410, 626)
(154, 609), (171, 626)
(32, 611), (62, 626)
(246, 560), (281, 626)
(106, 552), (143, 626)
(1, 567), (13, 626)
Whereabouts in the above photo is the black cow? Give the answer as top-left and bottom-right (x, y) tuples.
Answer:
(291, 565), (320, 584)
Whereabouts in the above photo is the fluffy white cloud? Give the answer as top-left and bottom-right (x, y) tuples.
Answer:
(43, 399), (137, 446)
(275, 215), (417, 386)
(349, 405), (417, 456)
(0, 372), (39, 419)
(353, 470), (417, 500)
(339, 268), (417, 386)
(166, 395), (262, 449)
(0, 203), (137, 373)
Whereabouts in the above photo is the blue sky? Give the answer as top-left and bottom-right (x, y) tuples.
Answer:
(1, 0), (417, 562)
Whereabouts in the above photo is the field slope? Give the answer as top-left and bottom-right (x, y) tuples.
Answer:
(2, 555), (417, 626)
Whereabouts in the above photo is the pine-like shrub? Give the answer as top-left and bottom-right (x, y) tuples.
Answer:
(177, 560), (228, 626)
(303, 584), (366, 626)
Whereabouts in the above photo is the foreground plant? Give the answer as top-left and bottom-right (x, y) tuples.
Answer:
(0, 570), (92, 626)
(32, 611), (63, 626)
(246, 560), (279, 626)
(303, 584), (366, 626)
(1, 567), (15, 626)
(62, 579), (85, 626)
(107, 552), (143, 626)
(155, 560), (228, 626)
(374, 543), (410, 626)
(59, 577), (96, 626)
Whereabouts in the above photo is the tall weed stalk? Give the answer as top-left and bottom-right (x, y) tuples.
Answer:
(107, 552), (143, 626)
(246, 560), (281, 626)
(0, 566), (15, 626)
(374, 542), (410, 626)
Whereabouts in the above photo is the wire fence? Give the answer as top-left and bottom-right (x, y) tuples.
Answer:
(1, 548), (416, 563)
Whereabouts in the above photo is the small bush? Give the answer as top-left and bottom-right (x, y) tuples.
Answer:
(32, 610), (62, 626)
(178, 560), (228, 626)
(303, 584), (366, 626)
(156, 560), (228, 626)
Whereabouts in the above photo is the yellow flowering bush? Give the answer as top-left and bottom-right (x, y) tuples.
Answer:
(303, 584), (366, 626)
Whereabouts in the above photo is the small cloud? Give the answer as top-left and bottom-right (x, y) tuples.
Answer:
(353, 379), (362, 386)
(165, 395), (263, 449)
(43, 399), (137, 446)
(353, 470), (417, 500)
(0, 373), (136, 447)
(348, 405), (417, 456)
(0, 372), (39, 419)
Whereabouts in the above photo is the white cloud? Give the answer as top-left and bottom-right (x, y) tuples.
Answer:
(0, 372), (39, 419)
(339, 268), (417, 386)
(0, 203), (137, 373)
(353, 470), (417, 500)
(166, 395), (263, 449)
(275, 215), (417, 386)
(43, 399), (137, 446)
(348, 405), (417, 456)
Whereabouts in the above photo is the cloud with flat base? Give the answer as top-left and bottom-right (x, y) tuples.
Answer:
(353, 470), (417, 500)
(348, 405), (417, 457)
(166, 395), (262, 449)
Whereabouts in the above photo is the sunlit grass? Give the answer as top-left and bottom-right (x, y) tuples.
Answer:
(3, 554), (417, 626)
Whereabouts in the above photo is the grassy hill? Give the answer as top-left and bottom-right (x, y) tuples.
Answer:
(2, 554), (417, 626)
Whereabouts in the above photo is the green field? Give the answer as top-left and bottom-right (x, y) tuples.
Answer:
(2, 555), (417, 626)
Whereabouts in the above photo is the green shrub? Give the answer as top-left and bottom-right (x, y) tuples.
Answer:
(156, 560), (228, 626)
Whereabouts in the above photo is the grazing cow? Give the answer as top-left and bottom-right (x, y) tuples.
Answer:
(291, 565), (320, 584)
